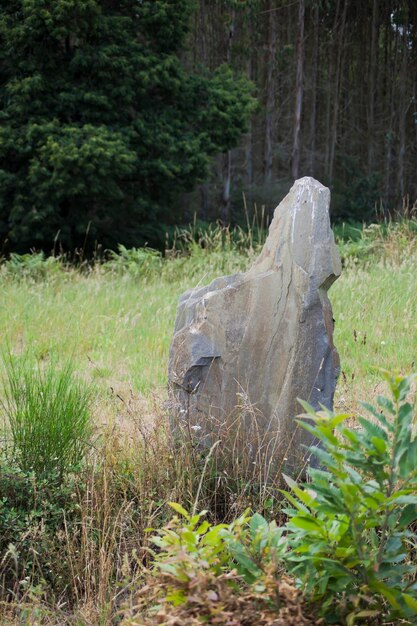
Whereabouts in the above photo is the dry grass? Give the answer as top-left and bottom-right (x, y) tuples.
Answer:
(0, 220), (416, 624)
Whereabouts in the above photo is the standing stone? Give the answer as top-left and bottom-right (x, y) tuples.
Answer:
(168, 177), (341, 472)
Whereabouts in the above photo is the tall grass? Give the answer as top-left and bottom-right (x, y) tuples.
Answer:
(0, 219), (415, 623)
(1, 355), (94, 476)
(0, 219), (415, 414)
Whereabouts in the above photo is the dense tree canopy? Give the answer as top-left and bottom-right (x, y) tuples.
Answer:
(2, 0), (416, 252)
(0, 0), (255, 251)
(188, 0), (417, 223)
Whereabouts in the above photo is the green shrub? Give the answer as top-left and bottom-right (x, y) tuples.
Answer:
(283, 371), (417, 624)
(0, 252), (63, 281)
(149, 373), (417, 624)
(0, 459), (82, 594)
(1, 355), (94, 478)
(334, 219), (417, 266)
(105, 245), (163, 278)
(149, 503), (235, 605)
(148, 503), (286, 607)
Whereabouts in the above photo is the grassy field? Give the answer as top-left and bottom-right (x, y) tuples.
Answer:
(0, 220), (416, 625)
(1, 222), (416, 419)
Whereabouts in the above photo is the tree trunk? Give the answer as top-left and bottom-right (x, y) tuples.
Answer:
(291, 0), (305, 180)
(307, 1), (319, 176)
(398, 31), (408, 201)
(220, 151), (232, 224)
(324, 0), (340, 177)
(245, 32), (254, 185)
(367, 0), (378, 174)
(384, 16), (399, 207)
(219, 3), (235, 223)
(263, 0), (277, 183)
(328, 0), (347, 181)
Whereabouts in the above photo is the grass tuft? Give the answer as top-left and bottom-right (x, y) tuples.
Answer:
(1, 354), (94, 477)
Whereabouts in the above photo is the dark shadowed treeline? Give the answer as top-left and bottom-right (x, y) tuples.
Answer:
(0, 0), (416, 253)
(0, 0), (255, 252)
(185, 0), (417, 223)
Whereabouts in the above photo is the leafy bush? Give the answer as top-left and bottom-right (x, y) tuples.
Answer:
(149, 503), (236, 604)
(283, 372), (417, 624)
(334, 219), (417, 266)
(147, 373), (417, 624)
(141, 504), (310, 625)
(1, 355), (94, 477)
(0, 459), (82, 594)
(149, 504), (285, 598)
(105, 244), (163, 278)
(0, 252), (63, 281)
(0, 1), (255, 252)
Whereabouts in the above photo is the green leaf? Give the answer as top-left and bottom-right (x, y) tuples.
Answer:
(282, 474), (315, 508)
(166, 589), (187, 606)
(280, 490), (310, 514)
(403, 593), (417, 612)
(289, 515), (323, 532)
(196, 520), (210, 535)
(250, 513), (268, 539)
(386, 494), (417, 505)
(357, 416), (388, 441)
(369, 580), (401, 609)
(168, 502), (190, 519)
(370, 436), (387, 453)
(202, 524), (228, 546)
(349, 610), (380, 623)
(398, 504), (417, 528)
(360, 401), (394, 431)
(376, 395), (395, 416)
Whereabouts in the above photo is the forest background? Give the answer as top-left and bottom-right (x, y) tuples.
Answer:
(0, 0), (416, 253)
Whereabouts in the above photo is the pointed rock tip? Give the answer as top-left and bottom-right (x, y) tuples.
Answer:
(290, 176), (328, 192)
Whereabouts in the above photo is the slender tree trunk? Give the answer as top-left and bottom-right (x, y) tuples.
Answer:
(328, 0), (347, 181)
(263, 0), (277, 183)
(245, 54), (254, 185)
(220, 151), (232, 223)
(245, 128), (253, 187)
(219, 5), (235, 223)
(308, 1), (319, 176)
(324, 0), (340, 177)
(384, 20), (399, 206)
(291, 0), (305, 180)
(367, 0), (378, 174)
(398, 30), (408, 201)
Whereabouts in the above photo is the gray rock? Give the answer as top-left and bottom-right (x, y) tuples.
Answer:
(168, 177), (341, 473)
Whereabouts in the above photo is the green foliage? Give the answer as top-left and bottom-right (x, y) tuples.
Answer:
(149, 504), (287, 605)
(104, 223), (255, 281)
(0, 0), (256, 252)
(334, 218), (417, 266)
(150, 504), (233, 590)
(0, 352), (95, 596)
(106, 245), (163, 279)
(0, 459), (82, 592)
(283, 372), (417, 624)
(150, 373), (417, 623)
(1, 354), (94, 477)
(0, 252), (63, 281)
(221, 512), (286, 585)
(331, 157), (382, 222)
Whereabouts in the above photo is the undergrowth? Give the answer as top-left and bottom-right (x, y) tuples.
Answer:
(121, 372), (417, 626)
(1, 369), (416, 625)
(0, 219), (416, 624)
(1, 217), (416, 282)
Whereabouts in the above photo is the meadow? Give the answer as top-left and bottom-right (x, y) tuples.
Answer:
(0, 219), (416, 625)
(1, 221), (416, 417)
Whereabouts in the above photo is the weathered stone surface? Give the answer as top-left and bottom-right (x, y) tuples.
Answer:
(168, 177), (341, 471)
